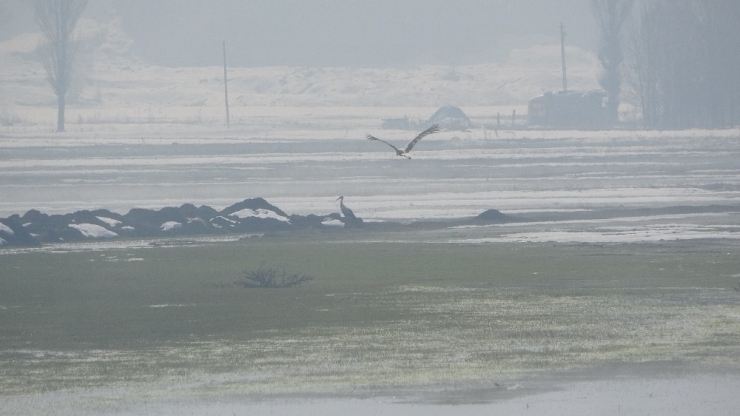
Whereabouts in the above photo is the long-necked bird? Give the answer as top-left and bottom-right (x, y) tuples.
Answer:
(366, 124), (440, 159)
(335, 196), (357, 220)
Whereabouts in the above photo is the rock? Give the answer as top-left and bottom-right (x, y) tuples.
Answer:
(221, 197), (289, 218)
(0, 217), (38, 246)
(475, 209), (516, 223)
(1, 197), (514, 247)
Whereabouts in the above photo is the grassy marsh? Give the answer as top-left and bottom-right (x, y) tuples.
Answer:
(1, 238), (740, 401)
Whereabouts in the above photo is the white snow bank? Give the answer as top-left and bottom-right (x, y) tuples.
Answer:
(321, 219), (344, 227)
(160, 221), (182, 231)
(230, 209), (290, 222)
(148, 304), (195, 308)
(0, 222), (14, 236)
(96, 216), (121, 227)
(211, 216), (237, 224)
(68, 223), (118, 238)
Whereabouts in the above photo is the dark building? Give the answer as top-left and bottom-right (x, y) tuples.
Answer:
(528, 90), (609, 129)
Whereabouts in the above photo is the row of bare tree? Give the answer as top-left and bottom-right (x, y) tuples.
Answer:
(594, 0), (740, 129)
(34, 0), (738, 132)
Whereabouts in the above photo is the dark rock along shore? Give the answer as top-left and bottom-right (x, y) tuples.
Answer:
(0, 197), (515, 247)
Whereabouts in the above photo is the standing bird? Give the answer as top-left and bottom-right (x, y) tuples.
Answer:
(366, 124), (440, 159)
(335, 196), (357, 220)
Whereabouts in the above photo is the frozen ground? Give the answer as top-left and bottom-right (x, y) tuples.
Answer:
(0, 18), (600, 131)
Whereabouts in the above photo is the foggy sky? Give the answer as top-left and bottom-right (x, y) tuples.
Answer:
(2, 0), (596, 67)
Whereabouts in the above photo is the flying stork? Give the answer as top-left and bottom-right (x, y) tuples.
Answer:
(335, 196), (357, 220)
(366, 124), (440, 159)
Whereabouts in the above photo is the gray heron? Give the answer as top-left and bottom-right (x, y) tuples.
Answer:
(366, 124), (440, 159)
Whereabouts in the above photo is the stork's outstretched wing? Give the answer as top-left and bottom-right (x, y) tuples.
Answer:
(366, 134), (401, 153)
(403, 124), (440, 153)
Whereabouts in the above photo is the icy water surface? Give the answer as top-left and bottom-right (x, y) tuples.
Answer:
(1, 132), (739, 220)
(4, 130), (739, 243)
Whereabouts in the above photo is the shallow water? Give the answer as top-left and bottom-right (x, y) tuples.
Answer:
(143, 374), (740, 416)
(2, 131), (740, 244)
(2, 133), (739, 221)
(5, 373), (739, 416)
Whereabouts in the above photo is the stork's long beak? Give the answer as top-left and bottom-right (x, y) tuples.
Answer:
(336, 196), (343, 201)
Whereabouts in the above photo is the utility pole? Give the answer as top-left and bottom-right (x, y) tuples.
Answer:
(223, 40), (230, 129)
(560, 22), (568, 92)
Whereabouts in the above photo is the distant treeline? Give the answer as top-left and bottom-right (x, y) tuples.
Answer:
(623, 0), (740, 129)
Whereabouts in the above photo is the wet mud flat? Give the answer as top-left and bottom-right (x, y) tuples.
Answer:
(1, 236), (739, 415)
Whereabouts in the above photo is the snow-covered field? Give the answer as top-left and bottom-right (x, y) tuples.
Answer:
(0, 18), (600, 132)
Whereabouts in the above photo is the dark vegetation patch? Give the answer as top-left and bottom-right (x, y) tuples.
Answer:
(236, 263), (314, 288)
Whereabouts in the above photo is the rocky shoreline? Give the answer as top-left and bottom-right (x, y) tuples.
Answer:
(0, 197), (515, 247)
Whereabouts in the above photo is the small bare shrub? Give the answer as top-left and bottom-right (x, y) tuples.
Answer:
(236, 264), (314, 288)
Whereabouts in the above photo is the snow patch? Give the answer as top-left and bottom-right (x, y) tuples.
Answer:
(452, 224), (740, 244)
(96, 216), (121, 227)
(160, 221), (182, 231)
(0, 237), (6, 245)
(321, 219), (345, 227)
(68, 223), (118, 238)
(0, 222), (14, 236)
(148, 304), (196, 308)
(230, 208), (289, 222)
(211, 216), (237, 224)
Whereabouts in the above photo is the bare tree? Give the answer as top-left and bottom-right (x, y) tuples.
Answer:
(624, 0), (740, 129)
(35, 0), (87, 132)
(624, 0), (672, 129)
(698, 0), (740, 128)
(592, 0), (633, 125)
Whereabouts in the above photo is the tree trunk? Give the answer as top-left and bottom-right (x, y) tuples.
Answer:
(57, 92), (65, 132)
(592, 0), (633, 127)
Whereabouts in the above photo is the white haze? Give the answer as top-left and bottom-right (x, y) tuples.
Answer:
(0, 0), (596, 67)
